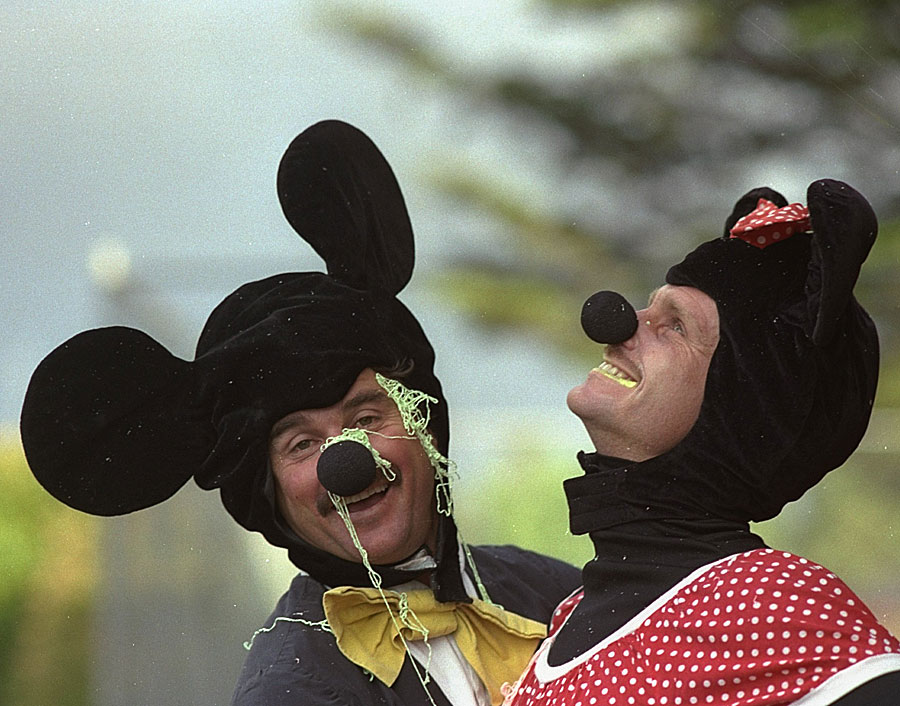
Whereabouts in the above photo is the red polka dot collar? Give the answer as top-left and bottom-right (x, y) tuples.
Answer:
(506, 549), (900, 706)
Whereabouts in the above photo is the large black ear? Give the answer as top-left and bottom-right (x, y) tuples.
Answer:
(20, 327), (210, 515)
(277, 120), (414, 294)
(722, 186), (788, 236)
(806, 179), (877, 346)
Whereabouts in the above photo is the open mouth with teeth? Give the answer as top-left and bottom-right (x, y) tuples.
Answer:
(594, 360), (638, 388)
(342, 477), (391, 513)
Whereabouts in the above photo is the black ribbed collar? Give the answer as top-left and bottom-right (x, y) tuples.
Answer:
(548, 451), (764, 665)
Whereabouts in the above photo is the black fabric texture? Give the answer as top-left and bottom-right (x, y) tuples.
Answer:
(19, 120), (464, 596)
(553, 179), (881, 664)
(230, 545), (582, 706)
(549, 452), (766, 665)
(19, 326), (209, 515)
(828, 671), (900, 706)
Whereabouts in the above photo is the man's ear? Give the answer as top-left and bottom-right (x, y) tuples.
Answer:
(20, 326), (207, 515)
(278, 120), (415, 295)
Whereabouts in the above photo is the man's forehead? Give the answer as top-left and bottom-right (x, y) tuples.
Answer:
(649, 285), (720, 341)
(269, 384), (394, 438)
(649, 283), (713, 310)
(649, 283), (695, 303)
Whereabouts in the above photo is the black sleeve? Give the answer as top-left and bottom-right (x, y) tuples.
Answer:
(826, 670), (900, 706)
(231, 576), (386, 706)
(232, 662), (364, 706)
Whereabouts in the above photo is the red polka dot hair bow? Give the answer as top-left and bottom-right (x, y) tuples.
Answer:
(729, 198), (811, 249)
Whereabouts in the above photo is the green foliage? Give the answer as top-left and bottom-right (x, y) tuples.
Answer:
(452, 421), (900, 636)
(787, 3), (871, 50)
(859, 218), (900, 405)
(319, 7), (452, 83)
(753, 446), (900, 635)
(322, 0), (900, 635)
(328, 0), (900, 389)
(453, 433), (594, 569)
(432, 267), (597, 362)
(541, 0), (622, 8)
(422, 161), (650, 358)
(0, 430), (97, 706)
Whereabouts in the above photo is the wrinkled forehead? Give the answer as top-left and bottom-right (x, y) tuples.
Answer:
(268, 369), (395, 440)
(647, 284), (720, 350)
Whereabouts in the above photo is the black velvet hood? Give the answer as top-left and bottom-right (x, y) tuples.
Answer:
(566, 179), (879, 533)
(20, 120), (464, 595)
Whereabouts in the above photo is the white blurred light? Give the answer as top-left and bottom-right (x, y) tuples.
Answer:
(87, 236), (133, 293)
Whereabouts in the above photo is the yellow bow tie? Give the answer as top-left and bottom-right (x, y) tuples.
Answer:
(322, 586), (547, 706)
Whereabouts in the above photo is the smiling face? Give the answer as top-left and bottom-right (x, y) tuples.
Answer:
(268, 368), (439, 565)
(567, 285), (720, 461)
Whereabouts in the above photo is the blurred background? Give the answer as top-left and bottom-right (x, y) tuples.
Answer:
(2, 1), (900, 704)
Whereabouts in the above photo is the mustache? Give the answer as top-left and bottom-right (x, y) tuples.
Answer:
(316, 471), (400, 517)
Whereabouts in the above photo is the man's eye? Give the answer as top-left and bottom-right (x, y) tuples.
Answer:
(290, 438), (316, 453)
(355, 415), (378, 428)
(670, 321), (686, 335)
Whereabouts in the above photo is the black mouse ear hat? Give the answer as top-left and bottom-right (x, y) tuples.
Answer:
(20, 121), (448, 529)
(661, 179), (879, 520)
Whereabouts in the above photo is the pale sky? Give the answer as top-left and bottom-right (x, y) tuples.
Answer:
(1, 1), (596, 463)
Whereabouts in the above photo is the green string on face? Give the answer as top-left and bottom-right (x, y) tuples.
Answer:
(321, 374), (462, 702)
(242, 374), (500, 706)
(318, 374), (457, 515)
(321, 426), (397, 482)
(374, 373), (457, 517)
(371, 374), (493, 604)
(321, 373), (454, 584)
(371, 375), (493, 604)
(315, 374), (492, 703)
(329, 491), (436, 699)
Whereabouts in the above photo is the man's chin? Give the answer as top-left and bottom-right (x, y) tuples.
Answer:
(566, 382), (608, 422)
(565, 382), (587, 416)
(353, 544), (416, 567)
(336, 522), (417, 567)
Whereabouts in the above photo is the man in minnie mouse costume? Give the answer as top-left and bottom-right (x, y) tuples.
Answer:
(505, 180), (900, 705)
(20, 120), (579, 706)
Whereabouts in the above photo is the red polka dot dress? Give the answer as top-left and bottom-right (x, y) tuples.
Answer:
(503, 549), (900, 706)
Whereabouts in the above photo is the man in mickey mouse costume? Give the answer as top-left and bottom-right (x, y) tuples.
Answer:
(20, 120), (580, 706)
(504, 180), (900, 705)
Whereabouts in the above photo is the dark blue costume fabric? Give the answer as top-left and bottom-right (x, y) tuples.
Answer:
(231, 545), (581, 706)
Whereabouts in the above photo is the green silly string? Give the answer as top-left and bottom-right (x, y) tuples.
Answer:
(319, 374), (499, 704)
(374, 374), (457, 517)
(243, 375), (495, 706)
(373, 374), (494, 604)
(321, 427), (396, 482)
(243, 614), (332, 651)
(330, 492), (436, 698)
(462, 540), (494, 605)
(397, 591), (434, 674)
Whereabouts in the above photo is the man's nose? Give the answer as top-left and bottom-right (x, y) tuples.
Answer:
(580, 290), (637, 344)
(617, 308), (650, 349)
(317, 440), (377, 496)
